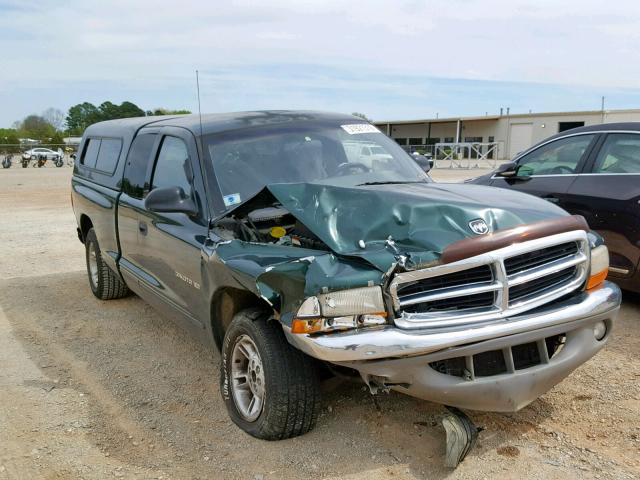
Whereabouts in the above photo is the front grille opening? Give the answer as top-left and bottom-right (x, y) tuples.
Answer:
(504, 241), (578, 275)
(473, 349), (507, 377)
(396, 265), (493, 298)
(429, 333), (569, 379)
(402, 291), (495, 314)
(429, 357), (466, 378)
(509, 266), (577, 304)
(512, 341), (541, 370)
(545, 333), (566, 359)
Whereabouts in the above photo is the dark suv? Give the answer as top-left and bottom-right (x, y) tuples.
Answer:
(71, 111), (620, 441)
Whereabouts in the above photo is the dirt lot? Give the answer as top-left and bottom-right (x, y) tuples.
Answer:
(0, 165), (639, 480)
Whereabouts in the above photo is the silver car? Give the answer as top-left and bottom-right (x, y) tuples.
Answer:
(22, 147), (63, 161)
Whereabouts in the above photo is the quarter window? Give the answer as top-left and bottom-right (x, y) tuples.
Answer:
(151, 136), (192, 196)
(517, 134), (595, 176)
(81, 139), (100, 168)
(593, 134), (640, 174)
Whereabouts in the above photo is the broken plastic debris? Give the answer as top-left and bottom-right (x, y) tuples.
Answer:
(442, 407), (480, 468)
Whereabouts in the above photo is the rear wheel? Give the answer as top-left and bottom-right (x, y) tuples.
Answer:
(221, 309), (321, 440)
(85, 228), (130, 300)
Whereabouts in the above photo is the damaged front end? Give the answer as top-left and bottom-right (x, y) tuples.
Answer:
(210, 181), (621, 415)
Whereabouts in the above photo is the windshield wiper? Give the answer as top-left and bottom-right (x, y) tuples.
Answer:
(356, 180), (428, 186)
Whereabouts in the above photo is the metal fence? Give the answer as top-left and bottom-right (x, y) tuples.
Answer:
(0, 144), (77, 168)
(402, 142), (500, 169)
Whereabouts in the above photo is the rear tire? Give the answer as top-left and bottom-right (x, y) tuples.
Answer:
(85, 228), (130, 300)
(221, 309), (321, 440)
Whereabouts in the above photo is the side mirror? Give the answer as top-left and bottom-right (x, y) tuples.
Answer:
(496, 162), (518, 177)
(144, 186), (198, 216)
(412, 152), (431, 173)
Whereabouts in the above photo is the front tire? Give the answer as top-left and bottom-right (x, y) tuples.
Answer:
(221, 309), (321, 440)
(85, 228), (130, 300)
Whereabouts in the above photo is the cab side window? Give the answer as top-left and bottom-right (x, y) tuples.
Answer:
(517, 134), (595, 176)
(151, 136), (192, 196)
(593, 134), (640, 174)
(122, 133), (157, 199)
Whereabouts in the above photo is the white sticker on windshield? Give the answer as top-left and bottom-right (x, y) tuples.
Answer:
(341, 124), (381, 135)
(223, 193), (241, 207)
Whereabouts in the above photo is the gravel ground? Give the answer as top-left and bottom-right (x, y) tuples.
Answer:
(0, 165), (638, 480)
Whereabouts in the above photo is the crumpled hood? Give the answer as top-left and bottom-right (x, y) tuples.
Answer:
(265, 182), (568, 270)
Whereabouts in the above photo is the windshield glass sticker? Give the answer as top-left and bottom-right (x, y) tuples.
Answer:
(223, 193), (241, 207)
(341, 124), (381, 135)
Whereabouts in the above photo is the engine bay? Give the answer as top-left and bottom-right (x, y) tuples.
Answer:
(214, 204), (328, 250)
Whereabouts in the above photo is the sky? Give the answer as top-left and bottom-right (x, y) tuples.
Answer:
(2, 0), (640, 127)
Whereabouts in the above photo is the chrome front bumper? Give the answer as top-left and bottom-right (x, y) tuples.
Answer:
(284, 282), (621, 411)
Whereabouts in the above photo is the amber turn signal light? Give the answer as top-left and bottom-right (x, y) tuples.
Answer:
(291, 318), (323, 334)
(586, 269), (608, 290)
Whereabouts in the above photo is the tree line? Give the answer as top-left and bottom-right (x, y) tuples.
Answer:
(1, 101), (191, 146)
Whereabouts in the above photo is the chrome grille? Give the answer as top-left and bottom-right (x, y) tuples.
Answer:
(390, 231), (589, 329)
(504, 241), (579, 275)
(397, 265), (495, 313)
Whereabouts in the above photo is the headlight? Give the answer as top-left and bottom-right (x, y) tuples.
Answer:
(291, 286), (388, 334)
(587, 245), (609, 290)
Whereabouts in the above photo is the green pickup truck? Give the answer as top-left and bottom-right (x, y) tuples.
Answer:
(71, 111), (620, 443)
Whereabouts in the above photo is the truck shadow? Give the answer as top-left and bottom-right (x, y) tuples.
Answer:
(0, 271), (567, 479)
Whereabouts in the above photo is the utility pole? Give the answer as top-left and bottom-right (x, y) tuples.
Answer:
(601, 96), (605, 123)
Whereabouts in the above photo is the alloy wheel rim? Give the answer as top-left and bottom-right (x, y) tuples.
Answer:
(88, 242), (99, 288)
(230, 335), (265, 422)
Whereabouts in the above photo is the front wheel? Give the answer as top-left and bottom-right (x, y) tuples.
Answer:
(221, 309), (321, 440)
(85, 228), (130, 300)
(55, 158), (64, 167)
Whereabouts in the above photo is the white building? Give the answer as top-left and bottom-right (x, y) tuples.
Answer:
(374, 108), (640, 160)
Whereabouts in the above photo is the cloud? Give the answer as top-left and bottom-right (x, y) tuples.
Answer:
(1, 0), (640, 125)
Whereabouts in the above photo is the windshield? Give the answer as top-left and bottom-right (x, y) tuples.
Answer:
(207, 123), (429, 208)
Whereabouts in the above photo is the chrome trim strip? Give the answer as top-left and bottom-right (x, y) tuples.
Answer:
(389, 231), (589, 329)
(398, 281), (502, 307)
(507, 253), (585, 287)
(572, 173), (640, 176)
(491, 172), (640, 179)
(284, 282), (621, 362)
(609, 266), (630, 275)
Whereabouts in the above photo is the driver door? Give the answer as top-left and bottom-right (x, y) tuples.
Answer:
(135, 128), (210, 330)
(490, 133), (598, 207)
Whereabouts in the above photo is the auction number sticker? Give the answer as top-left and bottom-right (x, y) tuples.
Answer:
(341, 124), (381, 135)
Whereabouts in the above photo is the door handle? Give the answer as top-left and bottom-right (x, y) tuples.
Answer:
(543, 196), (560, 204)
(138, 221), (148, 235)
